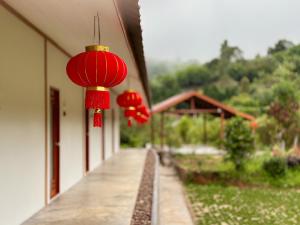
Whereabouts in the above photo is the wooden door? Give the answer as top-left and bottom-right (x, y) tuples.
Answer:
(50, 88), (60, 198)
(85, 109), (89, 172)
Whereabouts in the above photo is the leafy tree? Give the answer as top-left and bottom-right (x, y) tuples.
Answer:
(268, 39), (294, 55)
(219, 40), (243, 77)
(268, 82), (299, 128)
(227, 61), (247, 81)
(268, 82), (300, 148)
(224, 118), (254, 170)
(177, 64), (213, 89)
(227, 93), (259, 116)
(239, 76), (250, 93)
(204, 75), (238, 101)
(150, 73), (180, 103)
(176, 116), (193, 144)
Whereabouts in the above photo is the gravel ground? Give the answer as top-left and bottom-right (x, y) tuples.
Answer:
(131, 150), (157, 225)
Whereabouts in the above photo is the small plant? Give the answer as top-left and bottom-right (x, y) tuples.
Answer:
(263, 157), (287, 177)
(287, 156), (300, 169)
(224, 117), (254, 170)
(197, 160), (202, 169)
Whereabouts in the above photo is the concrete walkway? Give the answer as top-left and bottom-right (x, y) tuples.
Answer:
(23, 150), (147, 225)
(159, 166), (194, 225)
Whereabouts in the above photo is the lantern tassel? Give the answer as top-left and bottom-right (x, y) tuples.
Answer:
(86, 89), (110, 109)
(93, 110), (102, 127)
(124, 108), (136, 117)
(128, 119), (132, 127)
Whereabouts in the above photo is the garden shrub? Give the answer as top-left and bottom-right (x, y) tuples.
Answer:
(263, 157), (287, 177)
(287, 156), (300, 169)
(224, 117), (254, 170)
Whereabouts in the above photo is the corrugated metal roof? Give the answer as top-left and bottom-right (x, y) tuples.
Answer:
(115, 0), (151, 106)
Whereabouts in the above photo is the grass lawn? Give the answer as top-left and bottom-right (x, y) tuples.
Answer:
(186, 183), (300, 225)
(175, 153), (300, 188)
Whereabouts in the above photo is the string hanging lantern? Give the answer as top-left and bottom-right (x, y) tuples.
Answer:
(66, 14), (127, 127)
(117, 90), (142, 126)
(134, 104), (150, 124)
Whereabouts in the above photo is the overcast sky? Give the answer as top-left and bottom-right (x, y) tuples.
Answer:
(139, 0), (300, 63)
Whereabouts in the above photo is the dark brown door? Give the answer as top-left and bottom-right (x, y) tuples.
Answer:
(85, 109), (89, 172)
(50, 88), (60, 199)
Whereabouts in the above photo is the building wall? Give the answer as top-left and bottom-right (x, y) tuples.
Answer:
(112, 93), (121, 154)
(46, 42), (84, 196)
(89, 109), (103, 171)
(104, 110), (113, 160)
(0, 1), (143, 224)
(0, 5), (45, 225)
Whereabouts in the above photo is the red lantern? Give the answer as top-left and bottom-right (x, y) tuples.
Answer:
(66, 45), (127, 127)
(135, 105), (150, 124)
(117, 90), (142, 126)
(135, 114), (149, 124)
(135, 105), (150, 117)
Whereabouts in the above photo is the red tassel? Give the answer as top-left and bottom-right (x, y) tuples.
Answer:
(124, 108), (136, 117)
(93, 111), (102, 127)
(85, 89), (110, 109)
(128, 119), (132, 127)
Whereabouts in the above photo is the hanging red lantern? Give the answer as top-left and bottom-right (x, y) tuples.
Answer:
(134, 104), (150, 124)
(117, 90), (142, 126)
(66, 45), (127, 127)
(135, 113), (149, 124)
(135, 105), (150, 118)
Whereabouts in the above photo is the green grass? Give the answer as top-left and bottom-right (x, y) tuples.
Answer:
(174, 154), (234, 172)
(186, 183), (300, 225)
(175, 153), (300, 188)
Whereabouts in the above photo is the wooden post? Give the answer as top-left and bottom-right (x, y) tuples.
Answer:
(203, 113), (207, 144)
(190, 97), (195, 109)
(151, 116), (155, 148)
(220, 112), (225, 141)
(160, 112), (165, 150)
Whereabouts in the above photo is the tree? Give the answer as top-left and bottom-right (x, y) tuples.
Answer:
(268, 81), (300, 148)
(224, 117), (254, 170)
(239, 76), (250, 93)
(176, 64), (212, 90)
(268, 82), (299, 128)
(176, 116), (193, 144)
(268, 39), (294, 55)
(227, 93), (259, 116)
(219, 40), (243, 77)
(150, 73), (180, 103)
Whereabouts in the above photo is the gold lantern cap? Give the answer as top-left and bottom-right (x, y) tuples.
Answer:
(85, 45), (109, 52)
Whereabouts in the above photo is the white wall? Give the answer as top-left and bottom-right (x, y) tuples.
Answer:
(47, 42), (84, 196)
(0, 1), (138, 224)
(111, 93), (121, 154)
(104, 109), (113, 160)
(114, 108), (120, 153)
(88, 109), (103, 171)
(0, 5), (45, 225)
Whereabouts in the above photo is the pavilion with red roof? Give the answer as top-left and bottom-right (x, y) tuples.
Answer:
(151, 90), (255, 149)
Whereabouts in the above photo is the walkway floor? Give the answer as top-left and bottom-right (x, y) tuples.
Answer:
(159, 166), (194, 225)
(23, 150), (147, 225)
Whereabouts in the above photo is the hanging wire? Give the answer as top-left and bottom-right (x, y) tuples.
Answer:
(93, 16), (96, 44)
(93, 13), (101, 44)
(97, 12), (101, 44)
